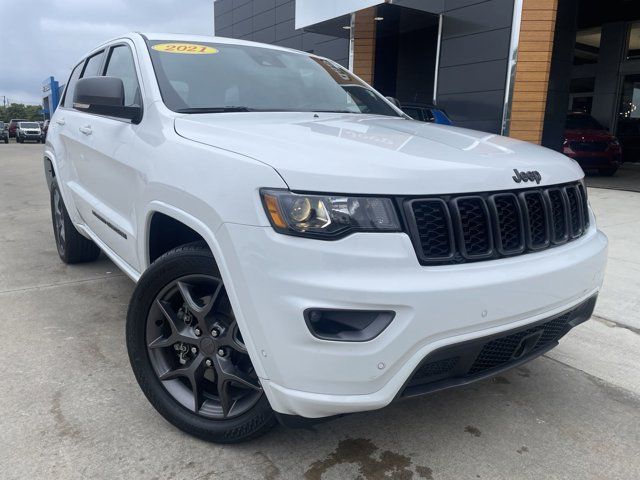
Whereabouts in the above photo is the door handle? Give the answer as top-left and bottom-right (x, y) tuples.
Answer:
(56, 118), (66, 126)
(79, 125), (92, 135)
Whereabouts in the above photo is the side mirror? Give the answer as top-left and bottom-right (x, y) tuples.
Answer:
(74, 76), (142, 123)
(385, 96), (401, 108)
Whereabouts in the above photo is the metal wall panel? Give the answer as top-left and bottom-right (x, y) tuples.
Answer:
(436, 0), (515, 134)
(438, 60), (509, 94)
(439, 29), (511, 67)
(214, 0), (350, 67)
(442, 0), (514, 38)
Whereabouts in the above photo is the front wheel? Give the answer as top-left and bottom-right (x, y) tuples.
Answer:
(126, 242), (276, 443)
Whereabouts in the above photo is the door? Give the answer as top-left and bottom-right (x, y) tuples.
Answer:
(60, 50), (114, 245)
(52, 59), (91, 225)
(69, 42), (145, 269)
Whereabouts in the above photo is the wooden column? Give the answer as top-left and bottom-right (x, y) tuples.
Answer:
(352, 7), (377, 84)
(509, 0), (558, 144)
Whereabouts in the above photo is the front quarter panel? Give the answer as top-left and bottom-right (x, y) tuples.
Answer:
(134, 103), (288, 271)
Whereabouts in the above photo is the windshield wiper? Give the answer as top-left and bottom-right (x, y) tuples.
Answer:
(175, 106), (254, 113)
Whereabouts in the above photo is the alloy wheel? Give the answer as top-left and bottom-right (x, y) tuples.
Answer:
(145, 274), (262, 419)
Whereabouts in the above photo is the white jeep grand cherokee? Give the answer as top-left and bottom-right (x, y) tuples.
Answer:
(45, 33), (608, 443)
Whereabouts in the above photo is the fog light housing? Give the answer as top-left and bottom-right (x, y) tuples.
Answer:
(304, 309), (395, 342)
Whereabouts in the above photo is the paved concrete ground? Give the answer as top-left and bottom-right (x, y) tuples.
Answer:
(1, 142), (639, 480)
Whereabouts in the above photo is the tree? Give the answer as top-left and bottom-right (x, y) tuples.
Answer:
(0, 103), (44, 122)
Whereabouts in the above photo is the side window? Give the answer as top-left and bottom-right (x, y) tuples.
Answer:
(104, 45), (141, 106)
(63, 62), (84, 108)
(403, 107), (422, 121)
(423, 109), (436, 123)
(82, 51), (105, 78)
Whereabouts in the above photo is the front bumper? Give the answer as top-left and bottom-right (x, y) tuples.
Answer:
(566, 151), (621, 169)
(19, 133), (42, 140)
(217, 214), (607, 418)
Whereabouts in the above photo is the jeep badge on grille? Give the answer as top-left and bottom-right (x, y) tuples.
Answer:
(512, 169), (542, 184)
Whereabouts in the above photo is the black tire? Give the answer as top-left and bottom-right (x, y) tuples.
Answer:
(3, 137), (7, 144)
(17, 136), (22, 143)
(50, 179), (101, 263)
(599, 167), (617, 177)
(126, 242), (276, 443)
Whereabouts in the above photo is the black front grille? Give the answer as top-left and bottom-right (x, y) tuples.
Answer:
(405, 182), (588, 265)
(565, 185), (583, 238)
(410, 199), (453, 259)
(522, 191), (549, 249)
(546, 188), (569, 244)
(569, 141), (608, 152)
(467, 311), (572, 375)
(411, 357), (459, 381)
(453, 197), (492, 258)
(490, 194), (524, 255)
(399, 295), (597, 399)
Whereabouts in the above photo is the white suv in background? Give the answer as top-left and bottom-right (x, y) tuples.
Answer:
(16, 121), (44, 143)
(45, 33), (608, 443)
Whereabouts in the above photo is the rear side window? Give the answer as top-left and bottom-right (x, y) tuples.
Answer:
(63, 62), (83, 108)
(423, 109), (435, 123)
(82, 51), (105, 78)
(104, 45), (141, 106)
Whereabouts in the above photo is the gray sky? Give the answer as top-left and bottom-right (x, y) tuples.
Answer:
(0, 0), (215, 105)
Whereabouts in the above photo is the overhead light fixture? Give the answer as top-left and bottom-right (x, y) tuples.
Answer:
(374, 17), (384, 21)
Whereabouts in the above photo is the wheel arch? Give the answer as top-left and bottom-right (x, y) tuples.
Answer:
(147, 211), (207, 264)
(141, 201), (268, 380)
(143, 202), (220, 269)
(44, 155), (56, 191)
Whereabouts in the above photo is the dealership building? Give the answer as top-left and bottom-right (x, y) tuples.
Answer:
(214, 0), (640, 160)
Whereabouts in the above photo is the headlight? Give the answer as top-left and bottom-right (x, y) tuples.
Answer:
(260, 189), (401, 239)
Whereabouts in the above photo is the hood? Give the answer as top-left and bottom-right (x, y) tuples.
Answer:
(175, 112), (584, 195)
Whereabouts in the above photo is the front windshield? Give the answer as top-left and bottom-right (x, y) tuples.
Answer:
(147, 40), (400, 117)
(20, 122), (39, 128)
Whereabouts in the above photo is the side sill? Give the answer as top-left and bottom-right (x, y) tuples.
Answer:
(76, 224), (141, 282)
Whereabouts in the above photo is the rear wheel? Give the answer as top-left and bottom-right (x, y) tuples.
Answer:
(50, 179), (101, 263)
(126, 243), (276, 443)
(599, 167), (617, 176)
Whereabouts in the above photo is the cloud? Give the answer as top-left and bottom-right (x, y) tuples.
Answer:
(0, 0), (214, 105)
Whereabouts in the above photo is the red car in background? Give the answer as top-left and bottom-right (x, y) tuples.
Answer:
(8, 118), (29, 138)
(563, 112), (621, 176)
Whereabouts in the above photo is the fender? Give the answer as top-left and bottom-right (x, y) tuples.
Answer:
(43, 152), (85, 228)
(44, 156), (56, 191)
(142, 201), (270, 380)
